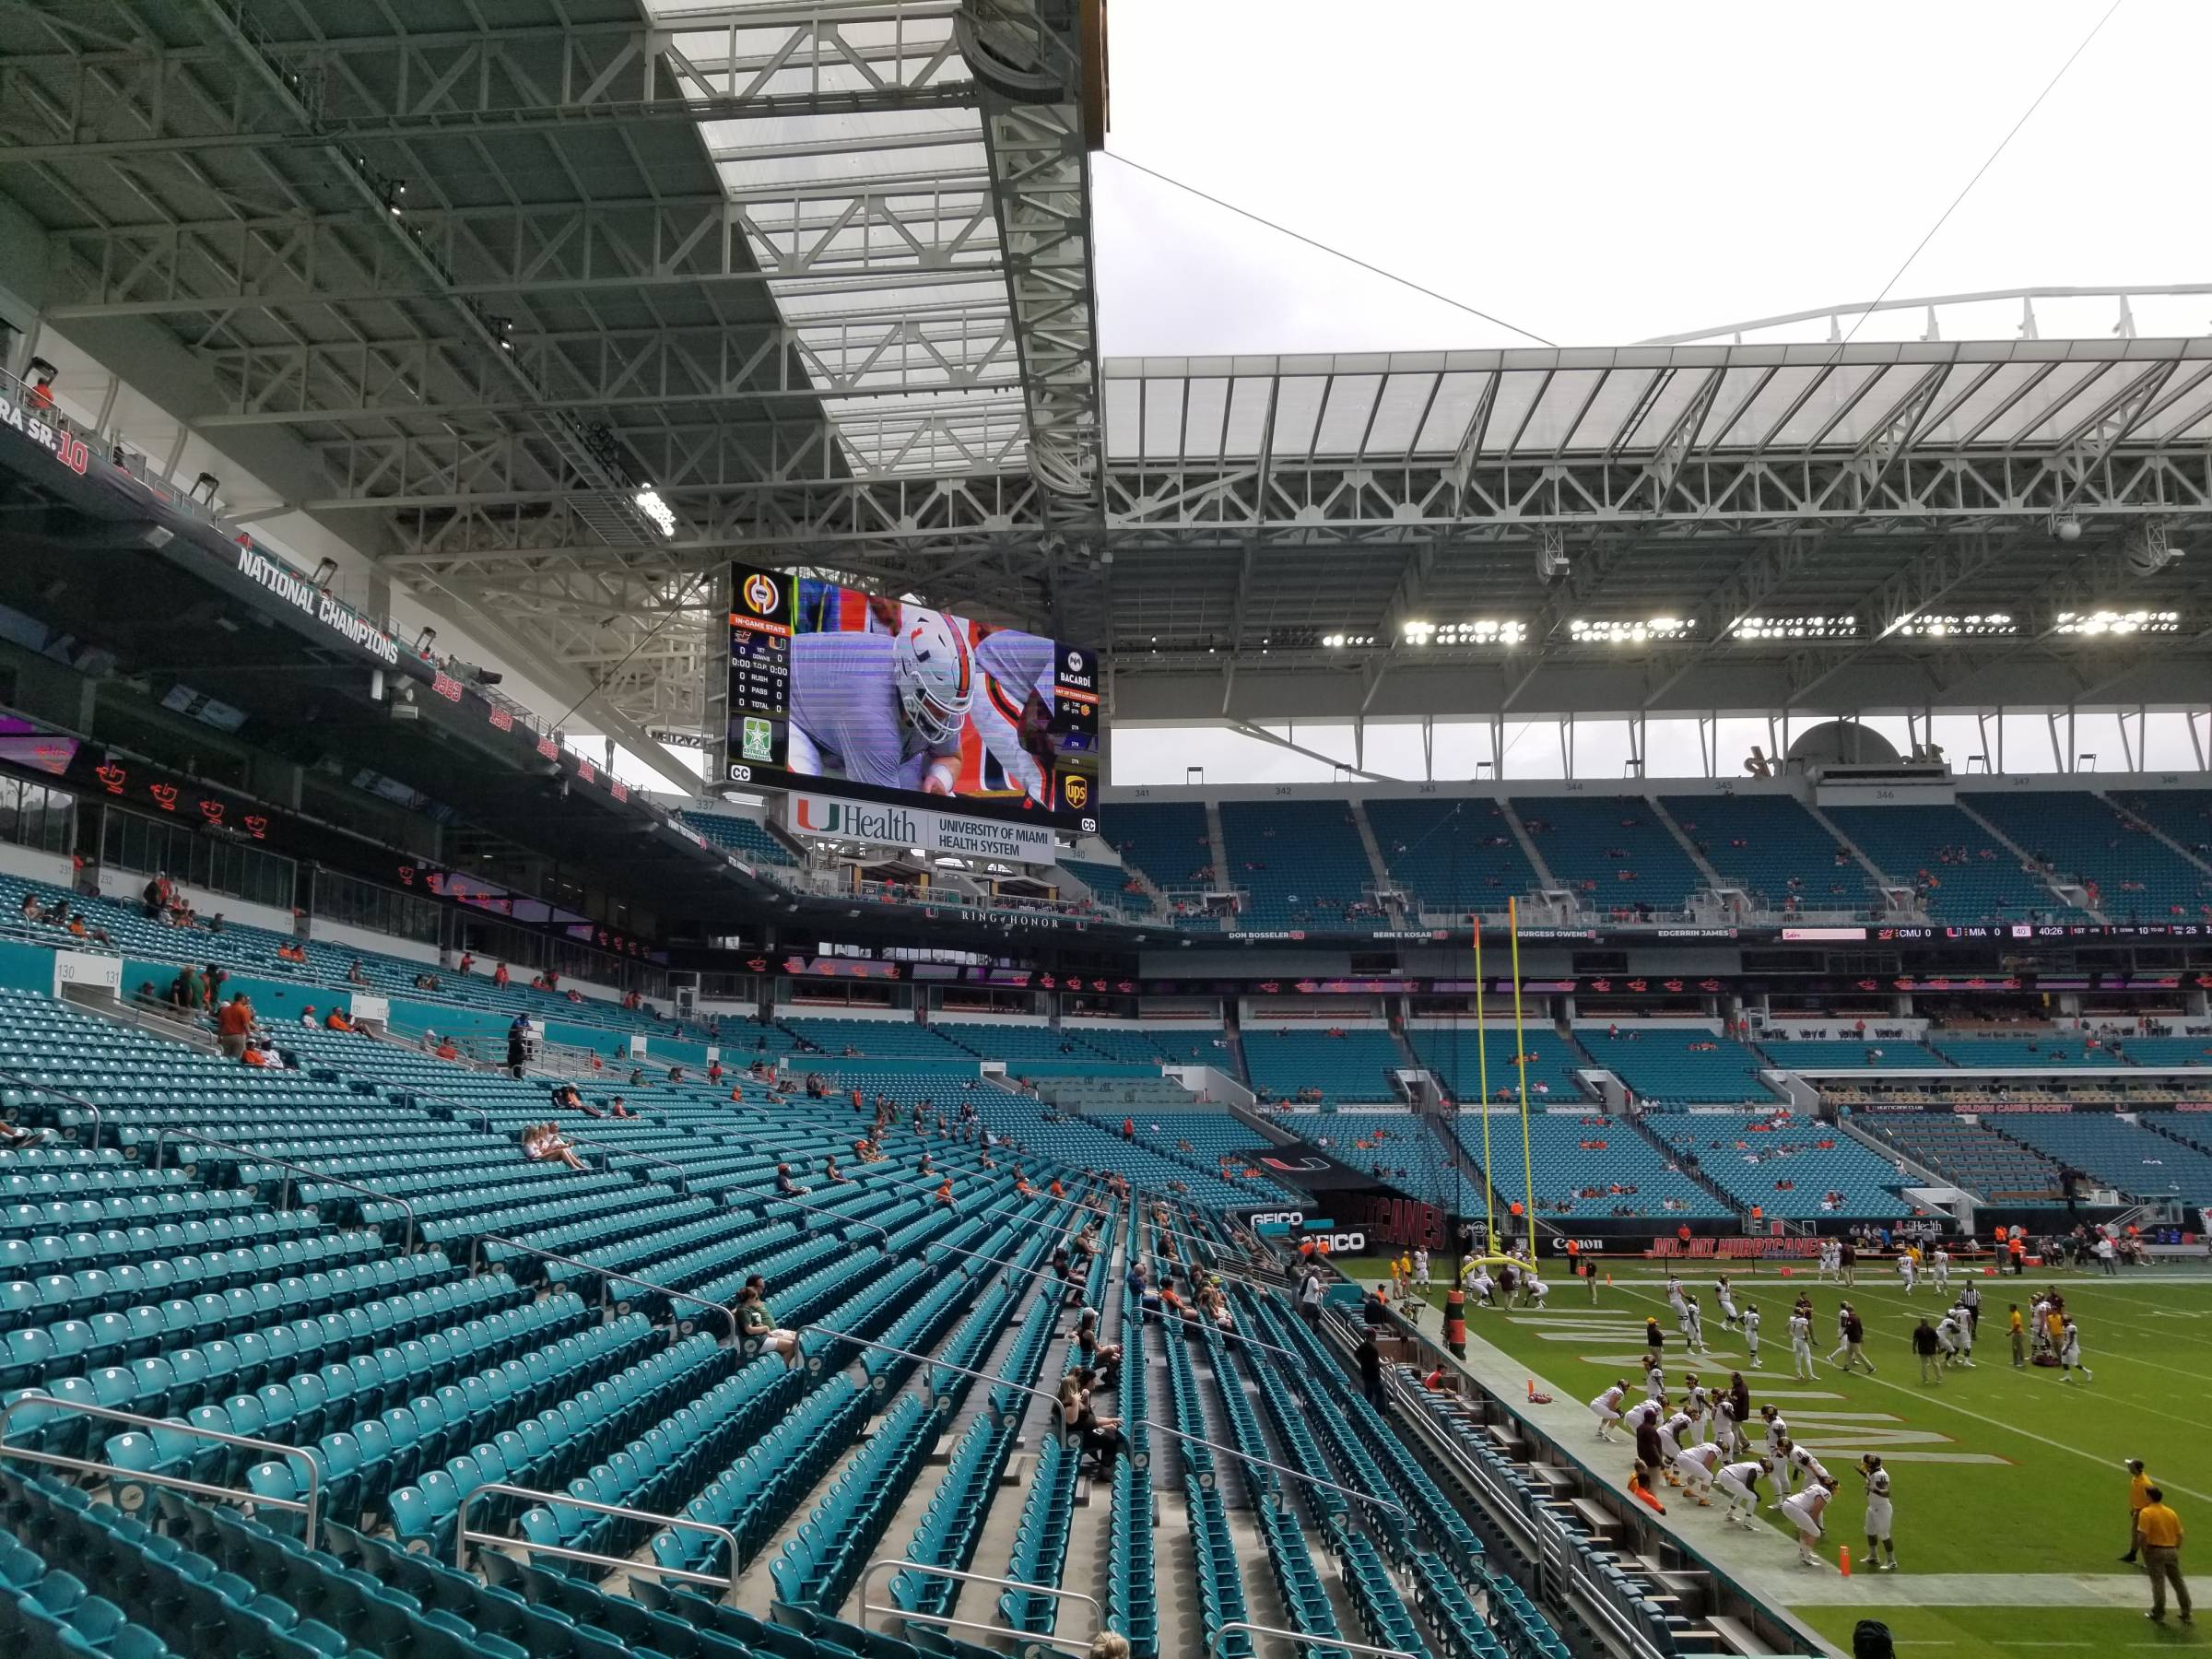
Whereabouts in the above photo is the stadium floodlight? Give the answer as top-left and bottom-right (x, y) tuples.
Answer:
(1432, 619), (1524, 647)
(1894, 612), (2015, 639)
(1401, 620), (1436, 645)
(1570, 617), (1694, 645)
(2051, 512), (2083, 543)
(632, 487), (677, 538)
(2053, 608), (2180, 637)
(1733, 615), (1861, 641)
(1321, 632), (1376, 649)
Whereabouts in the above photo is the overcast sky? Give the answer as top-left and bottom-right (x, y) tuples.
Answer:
(1093, 0), (2212, 356)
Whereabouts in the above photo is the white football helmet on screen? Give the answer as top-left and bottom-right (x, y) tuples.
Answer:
(893, 607), (973, 745)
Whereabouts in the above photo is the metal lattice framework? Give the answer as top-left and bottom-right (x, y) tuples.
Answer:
(1, 2), (2207, 742)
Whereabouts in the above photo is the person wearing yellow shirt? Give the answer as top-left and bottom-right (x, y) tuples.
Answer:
(2124, 1460), (2153, 1563)
(2135, 1488), (2190, 1623)
(2008, 1304), (2026, 1369)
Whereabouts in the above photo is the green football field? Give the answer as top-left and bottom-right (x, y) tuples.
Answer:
(1340, 1259), (2212, 1657)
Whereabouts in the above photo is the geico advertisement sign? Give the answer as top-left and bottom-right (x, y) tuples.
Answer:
(1292, 1232), (1367, 1253)
(1249, 1211), (1306, 1228)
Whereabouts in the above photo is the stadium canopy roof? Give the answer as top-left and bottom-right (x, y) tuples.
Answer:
(0, 2), (2206, 748)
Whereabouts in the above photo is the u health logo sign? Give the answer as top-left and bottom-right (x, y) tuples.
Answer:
(783, 789), (1057, 866)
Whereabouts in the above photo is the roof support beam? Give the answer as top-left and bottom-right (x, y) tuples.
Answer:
(965, 1), (1101, 504)
(0, 11), (974, 161)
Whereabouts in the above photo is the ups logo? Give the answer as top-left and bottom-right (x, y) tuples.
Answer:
(1064, 775), (1089, 810)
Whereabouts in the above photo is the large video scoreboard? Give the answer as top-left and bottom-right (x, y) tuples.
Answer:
(726, 564), (1100, 836)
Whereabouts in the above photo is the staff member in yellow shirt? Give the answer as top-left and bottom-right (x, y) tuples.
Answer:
(2136, 1488), (2190, 1624)
(2007, 1304), (2026, 1369)
(2124, 1459), (2153, 1563)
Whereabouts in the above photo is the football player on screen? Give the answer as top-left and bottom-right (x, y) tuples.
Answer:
(786, 600), (974, 793)
(964, 624), (1063, 807)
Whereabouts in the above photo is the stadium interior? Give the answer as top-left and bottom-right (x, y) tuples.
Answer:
(0, 6), (2206, 1659)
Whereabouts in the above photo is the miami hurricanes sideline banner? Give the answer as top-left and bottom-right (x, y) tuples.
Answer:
(782, 789), (1059, 866)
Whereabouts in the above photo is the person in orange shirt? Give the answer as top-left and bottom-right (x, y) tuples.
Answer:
(1049, 1179), (1065, 1199)
(240, 1041), (274, 1068)
(214, 992), (255, 1060)
(935, 1177), (953, 1207)
(491, 962), (510, 987)
(1629, 1460), (1668, 1516)
(434, 1036), (459, 1062)
(324, 1007), (353, 1032)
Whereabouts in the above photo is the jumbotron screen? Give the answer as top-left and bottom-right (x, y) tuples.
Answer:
(725, 564), (1101, 834)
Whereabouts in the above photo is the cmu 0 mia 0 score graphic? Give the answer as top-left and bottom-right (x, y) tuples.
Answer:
(724, 563), (1100, 836)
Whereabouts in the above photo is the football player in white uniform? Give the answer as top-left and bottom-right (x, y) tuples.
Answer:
(1860, 1454), (1896, 1571)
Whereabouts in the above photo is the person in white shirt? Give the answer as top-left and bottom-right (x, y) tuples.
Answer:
(1937, 1309), (1973, 1368)
(1742, 1303), (1762, 1369)
(1860, 1454), (1896, 1571)
(1673, 1440), (1724, 1504)
(1783, 1439), (1834, 1498)
(1933, 1312), (1965, 1371)
(1826, 1303), (1855, 1369)
(1523, 1271), (1549, 1308)
(1760, 1405), (1789, 1468)
(1789, 1308), (1816, 1380)
(1665, 1275), (1688, 1319)
(1715, 1275), (1741, 1330)
(1412, 1247), (1431, 1290)
(1714, 1456), (1770, 1527)
(2059, 1316), (2092, 1382)
(1589, 1381), (1629, 1441)
(1684, 1376), (1712, 1442)
(1656, 1404), (1699, 1471)
(2094, 1234), (2118, 1277)
(1712, 1394), (1747, 1459)
(1930, 1245), (1951, 1291)
(1680, 1294), (1705, 1354)
(1818, 1240), (1839, 1281)
(1642, 1355), (1666, 1404)
(1897, 1250), (1917, 1294)
(1466, 1264), (1496, 1307)
(1779, 1479), (1832, 1566)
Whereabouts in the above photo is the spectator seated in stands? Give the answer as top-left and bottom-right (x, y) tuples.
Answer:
(0, 1106), (48, 1147)
(735, 1278), (804, 1369)
(522, 1121), (585, 1170)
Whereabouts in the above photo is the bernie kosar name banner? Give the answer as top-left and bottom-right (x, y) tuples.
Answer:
(783, 789), (1058, 866)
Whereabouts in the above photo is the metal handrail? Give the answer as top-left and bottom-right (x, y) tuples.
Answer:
(797, 1324), (1404, 1514)
(859, 1558), (1100, 1656)
(0, 1067), (104, 1153)
(771, 1188), (1104, 1295)
(560, 1135), (695, 1193)
(1209, 1622), (1420, 1659)
(152, 1128), (418, 1256)
(456, 1480), (741, 1595)
(0, 1390), (324, 1549)
(771, 1192), (892, 1242)
(467, 1232), (737, 1342)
